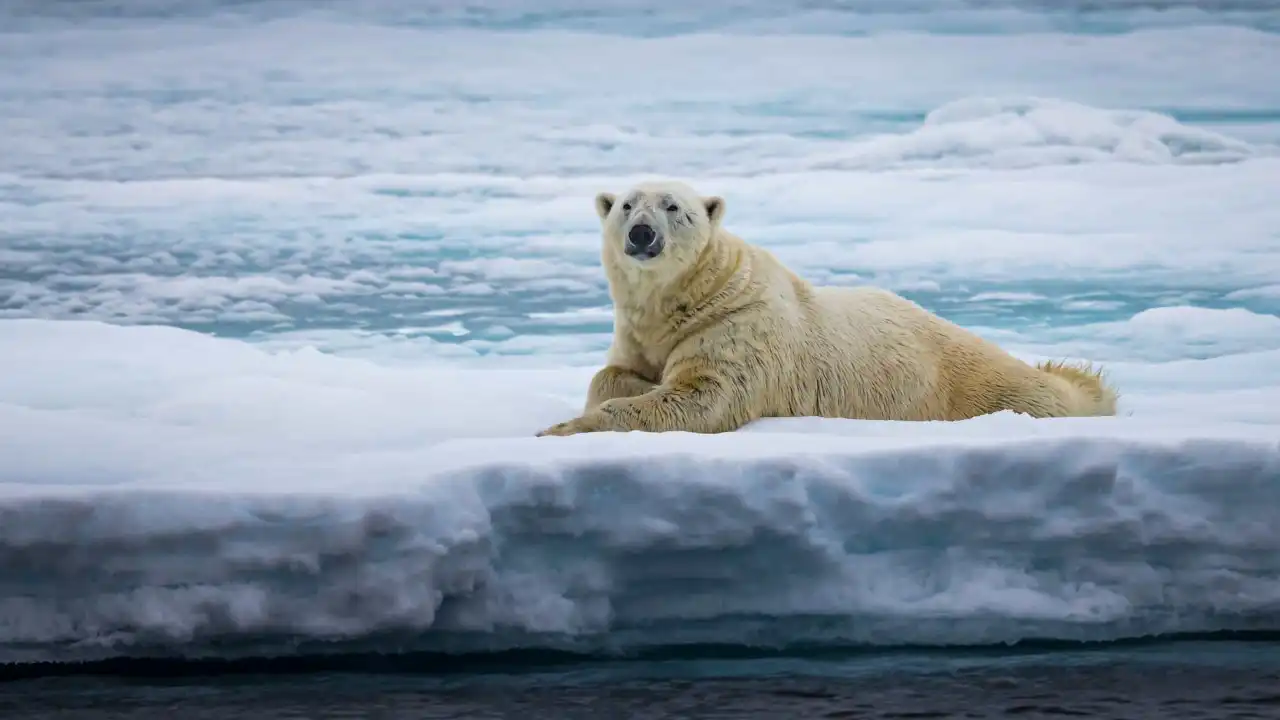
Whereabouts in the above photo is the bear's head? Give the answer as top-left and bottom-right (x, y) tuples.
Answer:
(594, 181), (725, 276)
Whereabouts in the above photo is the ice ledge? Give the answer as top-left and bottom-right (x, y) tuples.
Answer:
(1, 423), (1278, 664)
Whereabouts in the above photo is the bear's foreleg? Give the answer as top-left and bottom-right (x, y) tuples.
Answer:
(537, 361), (753, 436)
(584, 365), (657, 411)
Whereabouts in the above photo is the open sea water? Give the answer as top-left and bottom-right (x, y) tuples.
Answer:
(3, 0), (1280, 717)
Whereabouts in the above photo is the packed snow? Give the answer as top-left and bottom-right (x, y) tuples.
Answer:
(1, 320), (1278, 663)
(1, 0), (1279, 664)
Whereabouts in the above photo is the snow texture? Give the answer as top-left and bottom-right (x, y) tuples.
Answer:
(1, 320), (1278, 663)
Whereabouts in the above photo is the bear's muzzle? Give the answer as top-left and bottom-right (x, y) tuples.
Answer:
(625, 223), (663, 260)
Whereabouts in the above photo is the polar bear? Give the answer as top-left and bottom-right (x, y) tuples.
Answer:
(536, 180), (1117, 437)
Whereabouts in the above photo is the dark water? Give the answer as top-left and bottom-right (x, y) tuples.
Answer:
(4, 642), (1280, 719)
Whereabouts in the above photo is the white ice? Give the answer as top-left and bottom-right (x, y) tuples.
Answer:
(1, 318), (1278, 663)
(2, 1), (1280, 663)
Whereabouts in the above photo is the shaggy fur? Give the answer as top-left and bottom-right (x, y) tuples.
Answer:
(537, 181), (1117, 437)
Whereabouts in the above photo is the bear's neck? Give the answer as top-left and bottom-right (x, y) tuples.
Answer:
(610, 231), (753, 344)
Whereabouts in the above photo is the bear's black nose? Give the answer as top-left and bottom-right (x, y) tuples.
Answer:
(628, 223), (656, 249)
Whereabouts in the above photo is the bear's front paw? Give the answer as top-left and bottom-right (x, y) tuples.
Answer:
(536, 416), (599, 437)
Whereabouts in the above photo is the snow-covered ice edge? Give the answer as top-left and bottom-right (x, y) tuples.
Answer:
(3, 323), (1280, 664)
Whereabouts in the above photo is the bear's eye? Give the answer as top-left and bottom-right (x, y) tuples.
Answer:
(621, 203), (631, 212)
(666, 204), (678, 212)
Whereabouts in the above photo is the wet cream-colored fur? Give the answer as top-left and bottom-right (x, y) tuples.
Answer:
(537, 181), (1117, 437)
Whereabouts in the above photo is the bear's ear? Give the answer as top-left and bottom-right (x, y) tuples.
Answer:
(595, 192), (617, 221)
(703, 196), (725, 227)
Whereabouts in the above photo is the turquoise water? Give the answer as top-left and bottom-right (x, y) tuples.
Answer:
(2, 0), (1279, 369)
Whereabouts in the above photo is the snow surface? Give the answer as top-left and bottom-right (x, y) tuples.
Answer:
(1, 320), (1279, 663)
(2, 0), (1280, 664)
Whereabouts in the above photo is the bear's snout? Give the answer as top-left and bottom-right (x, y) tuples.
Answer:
(625, 223), (663, 260)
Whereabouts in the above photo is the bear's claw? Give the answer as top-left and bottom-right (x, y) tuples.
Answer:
(536, 419), (586, 437)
